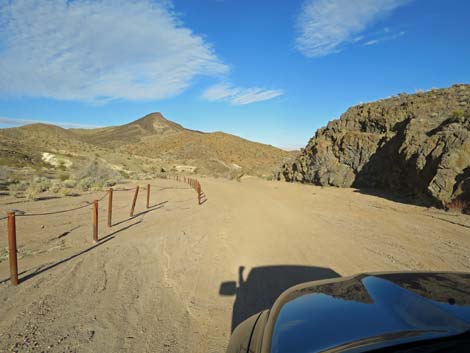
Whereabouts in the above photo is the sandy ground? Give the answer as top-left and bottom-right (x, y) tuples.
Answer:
(0, 177), (469, 352)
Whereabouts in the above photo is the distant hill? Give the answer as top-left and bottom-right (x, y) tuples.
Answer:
(71, 113), (186, 147)
(0, 113), (295, 179)
(280, 84), (470, 210)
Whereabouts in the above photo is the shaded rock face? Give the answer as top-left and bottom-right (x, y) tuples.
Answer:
(280, 84), (470, 209)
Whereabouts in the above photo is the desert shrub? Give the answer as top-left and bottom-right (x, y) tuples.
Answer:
(8, 181), (28, 197)
(58, 161), (67, 171)
(118, 170), (130, 178)
(32, 177), (52, 192)
(74, 160), (120, 191)
(25, 183), (41, 200)
(452, 109), (465, 118)
(22, 178), (50, 200)
(60, 188), (78, 197)
(76, 176), (115, 191)
(76, 160), (119, 180)
(77, 177), (94, 191)
(48, 181), (79, 196)
(50, 182), (62, 194)
(0, 166), (10, 181)
(63, 179), (77, 189)
(59, 173), (69, 181)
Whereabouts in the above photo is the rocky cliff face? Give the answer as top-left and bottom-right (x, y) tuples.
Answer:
(280, 84), (470, 210)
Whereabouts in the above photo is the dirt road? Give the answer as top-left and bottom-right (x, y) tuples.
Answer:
(1, 177), (469, 352)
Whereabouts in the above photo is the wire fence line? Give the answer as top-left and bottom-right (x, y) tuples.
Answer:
(0, 190), (109, 218)
(2, 176), (205, 286)
(1, 179), (198, 218)
(17, 202), (95, 217)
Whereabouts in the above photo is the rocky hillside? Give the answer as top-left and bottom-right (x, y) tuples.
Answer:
(280, 84), (470, 210)
(0, 113), (293, 179)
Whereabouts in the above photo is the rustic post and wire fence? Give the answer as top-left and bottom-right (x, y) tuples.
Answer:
(3, 176), (204, 286)
(177, 176), (204, 205)
(93, 200), (99, 243)
(130, 186), (139, 217)
(7, 212), (18, 286)
(108, 188), (113, 227)
(147, 184), (150, 209)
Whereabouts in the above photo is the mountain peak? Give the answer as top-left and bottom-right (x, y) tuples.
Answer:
(139, 112), (165, 121)
(126, 112), (184, 134)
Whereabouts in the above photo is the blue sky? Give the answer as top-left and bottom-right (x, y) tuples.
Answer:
(0, 0), (469, 149)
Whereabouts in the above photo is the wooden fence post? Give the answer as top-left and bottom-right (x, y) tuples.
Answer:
(130, 186), (139, 217)
(7, 212), (18, 286)
(108, 188), (113, 227)
(93, 200), (98, 243)
(198, 182), (202, 205)
(146, 184), (150, 209)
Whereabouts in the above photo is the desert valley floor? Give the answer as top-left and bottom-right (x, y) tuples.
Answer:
(1, 177), (469, 352)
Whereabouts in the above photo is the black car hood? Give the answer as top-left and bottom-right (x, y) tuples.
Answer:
(264, 272), (470, 353)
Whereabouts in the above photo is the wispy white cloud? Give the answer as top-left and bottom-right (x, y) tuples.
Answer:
(0, 116), (101, 129)
(0, 0), (228, 102)
(363, 30), (405, 46)
(295, 0), (410, 57)
(363, 39), (380, 46)
(201, 83), (284, 105)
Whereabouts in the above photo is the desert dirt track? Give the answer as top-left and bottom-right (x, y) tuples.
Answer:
(1, 177), (470, 352)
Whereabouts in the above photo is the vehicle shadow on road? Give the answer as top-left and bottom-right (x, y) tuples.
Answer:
(219, 265), (340, 332)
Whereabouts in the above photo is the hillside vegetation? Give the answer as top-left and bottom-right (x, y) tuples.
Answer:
(0, 113), (294, 186)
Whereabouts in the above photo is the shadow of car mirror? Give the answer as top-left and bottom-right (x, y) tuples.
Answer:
(219, 281), (238, 296)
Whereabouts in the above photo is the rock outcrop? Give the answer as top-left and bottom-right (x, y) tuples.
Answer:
(280, 84), (470, 210)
